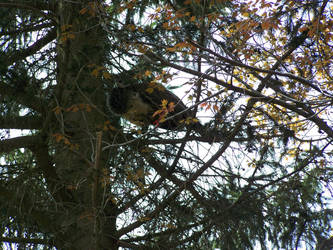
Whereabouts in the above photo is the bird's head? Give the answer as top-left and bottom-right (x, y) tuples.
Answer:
(108, 87), (130, 115)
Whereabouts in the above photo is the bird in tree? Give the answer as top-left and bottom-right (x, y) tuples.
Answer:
(107, 81), (200, 131)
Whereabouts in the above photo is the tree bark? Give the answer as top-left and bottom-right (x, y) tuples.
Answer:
(50, 1), (118, 249)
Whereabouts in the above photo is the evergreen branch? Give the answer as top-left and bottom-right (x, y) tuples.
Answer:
(124, 222), (202, 243)
(0, 22), (53, 36)
(0, 115), (42, 129)
(29, 140), (74, 204)
(0, 82), (45, 112)
(0, 236), (53, 246)
(228, 140), (333, 210)
(0, 135), (40, 153)
(0, 2), (57, 18)
(116, 178), (190, 237)
(5, 28), (57, 67)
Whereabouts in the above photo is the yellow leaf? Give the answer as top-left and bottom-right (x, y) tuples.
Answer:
(72, 106), (79, 112)
(102, 71), (111, 79)
(108, 196), (118, 205)
(145, 70), (152, 76)
(168, 102), (175, 112)
(139, 216), (151, 222)
(53, 133), (64, 143)
(167, 223), (177, 229)
(152, 109), (163, 117)
(106, 124), (117, 131)
(63, 137), (70, 145)
(166, 47), (176, 52)
(145, 87), (154, 94)
(85, 104), (92, 112)
(261, 20), (271, 30)
(66, 105), (79, 112)
(61, 24), (72, 32)
(78, 103), (85, 109)
(67, 185), (77, 191)
(91, 68), (100, 77)
(176, 42), (188, 49)
(67, 33), (75, 40)
(162, 22), (169, 29)
(299, 26), (309, 33)
(79, 7), (88, 15)
(53, 106), (62, 115)
(161, 99), (168, 107)
(127, 24), (136, 31)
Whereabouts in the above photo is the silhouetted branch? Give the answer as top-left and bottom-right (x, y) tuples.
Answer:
(5, 28), (57, 67)
(0, 135), (40, 153)
(0, 115), (42, 129)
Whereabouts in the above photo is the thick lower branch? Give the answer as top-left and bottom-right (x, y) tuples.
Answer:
(0, 83), (45, 112)
(0, 236), (53, 246)
(29, 140), (75, 204)
(0, 135), (40, 153)
(0, 115), (42, 130)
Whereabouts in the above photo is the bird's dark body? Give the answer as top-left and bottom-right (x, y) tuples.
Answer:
(108, 83), (195, 130)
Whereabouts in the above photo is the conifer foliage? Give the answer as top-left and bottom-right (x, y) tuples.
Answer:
(0, 0), (332, 249)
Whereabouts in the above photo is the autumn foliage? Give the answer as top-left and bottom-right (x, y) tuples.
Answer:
(0, 0), (332, 249)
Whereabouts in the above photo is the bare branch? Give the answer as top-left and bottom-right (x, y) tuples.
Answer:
(145, 53), (333, 139)
(188, 39), (331, 97)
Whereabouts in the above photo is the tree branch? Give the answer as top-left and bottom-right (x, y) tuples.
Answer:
(29, 139), (74, 204)
(188, 39), (331, 97)
(5, 28), (57, 67)
(0, 2), (57, 19)
(0, 82), (45, 113)
(145, 53), (333, 139)
(0, 115), (42, 130)
(0, 22), (53, 36)
(0, 135), (40, 153)
(0, 236), (53, 246)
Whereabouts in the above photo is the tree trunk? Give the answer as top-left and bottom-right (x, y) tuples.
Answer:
(52, 1), (118, 249)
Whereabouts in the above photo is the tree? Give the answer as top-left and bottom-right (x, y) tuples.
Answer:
(0, 0), (332, 249)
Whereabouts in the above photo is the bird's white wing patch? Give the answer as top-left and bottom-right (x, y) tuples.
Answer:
(123, 92), (154, 126)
